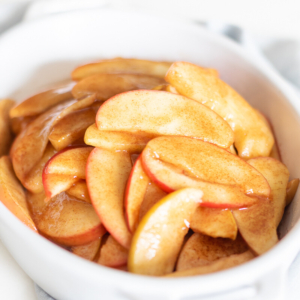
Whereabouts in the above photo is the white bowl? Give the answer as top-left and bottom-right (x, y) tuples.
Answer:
(0, 9), (300, 300)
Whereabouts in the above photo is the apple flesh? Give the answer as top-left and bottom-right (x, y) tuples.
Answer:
(96, 90), (234, 149)
(166, 250), (254, 277)
(71, 238), (101, 261)
(125, 157), (150, 233)
(153, 84), (178, 94)
(128, 188), (203, 276)
(176, 233), (248, 271)
(286, 179), (299, 206)
(165, 61), (274, 159)
(97, 235), (129, 267)
(43, 147), (93, 199)
(86, 148), (132, 249)
(190, 207), (237, 240)
(66, 180), (91, 204)
(0, 156), (37, 231)
(84, 124), (152, 153)
(71, 58), (172, 80)
(72, 73), (165, 100)
(9, 82), (75, 118)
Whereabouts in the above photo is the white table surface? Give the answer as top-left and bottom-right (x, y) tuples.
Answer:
(0, 1), (300, 299)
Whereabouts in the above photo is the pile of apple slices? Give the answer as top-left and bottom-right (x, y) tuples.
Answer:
(0, 58), (299, 277)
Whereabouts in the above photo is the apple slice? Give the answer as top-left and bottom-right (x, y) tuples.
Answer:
(26, 191), (48, 224)
(0, 156), (37, 231)
(139, 182), (167, 222)
(72, 73), (165, 100)
(98, 235), (129, 267)
(71, 238), (101, 261)
(43, 147), (93, 199)
(96, 90), (234, 149)
(86, 148), (132, 249)
(176, 233), (248, 271)
(190, 207), (237, 240)
(34, 192), (106, 246)
(128, 188), (203, 276)
(165, 61), (274, 159)
(11, 100), (76, 183)
(49, 108), (96, 151)
(10, 115), (36, 136)
(10, 82), (75, 118)
(72, 58), (172, 80)
(166, 251), (254, 277)
(286, 179), (299, 206)
(0, 99), (15, 156)
(84, 124), (152, 153)
(125, 157), (150, 233)
(153, 84), (178, 93)
(23, 143), (57, 194)
(142, 136), (270, 198)
(66, 180), (91, 203)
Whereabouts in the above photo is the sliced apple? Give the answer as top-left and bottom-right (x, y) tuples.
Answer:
(190, 207), (237, 240)
(98, 235), (129, 267)
(286, 179), (299, 206)
(10, 115), (36, 136)
(84, 124), (152, 153)
(71, 238), (101, 261)
(49, 108), (96, 151)
(23, 143), (57, 194)
(142, 136), (270, 198)
(72, 58), (172, 80)
(11, 100), (76, 183)
(152, 84), (178, 94)
(139, 182), (167, 222)
(0, 99), (15, 156)
(26, 191), (48, 224)
(0, 156), (37, 231)
(43, 147), (93, 199)
(165, 61), (274, 159)
(176, 233), (248, 271)
(96, 90), (234, 149)
(166, 250), (254, 277)
(72, 73), (165, 100)
(125, 157), (150, 233)
(86, 148), (132, 249)
(128, 188), (203, 276)
(10, 82), (75, 118)
(66, 180), (91, 203)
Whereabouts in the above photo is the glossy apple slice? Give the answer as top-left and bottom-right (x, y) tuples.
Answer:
(125, 157), (150, 232)
(84, 124), (152, 153)
(286, 179), (299, 206)
(49, 108), (96, 151)
(0, 156), (37, 231)
(96, 90), (234, 149)
(98, 235), (129, 267)
(86, 148), (132, 249)
(128, 188), (203, 276)
(71, 238), (101, 261)
(165, 61), (274, 159)
(35, 192), (106, 246)
(190, 207), (237, 240)
(23, 143), (57, 194)
(11, 100), (76, 183)
(153, 84), (178, 93)
(10, 115), (36, 136)
(26, 191), (48, 224)
(72, 58), (172, 80)
(0, 99), (15, 156)
(66, 180), (91, 204)
(72, 73), (164, 100)
(166, 251), (254, 277)
(10, 82), (75, 118)
(43, 147), (93, 199)
(142, 136), (271, 198)
(176, 233), (248, 271)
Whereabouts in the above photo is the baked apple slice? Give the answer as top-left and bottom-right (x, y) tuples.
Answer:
(128, 188), (203, 276)
(286, 179), (299, 206)
(66, 180), (91, 203)
(71, 238), (101, 261)
(165, 61), (274, 159)
(85, 124), (152, 153)
(10, 82), (75, 118)
(176, 233), (248, 271)
(72, 58), (172, 80)
(0, 156), (37, 231)
(86, 148), (132, 249)
(72, 73), (164, 100)
(96, 90), (234, 149)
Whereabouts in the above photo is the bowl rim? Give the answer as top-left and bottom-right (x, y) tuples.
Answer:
(1, 8), (300, 298)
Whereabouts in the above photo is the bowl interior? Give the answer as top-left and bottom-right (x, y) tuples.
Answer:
(0, 8), (300, 300)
